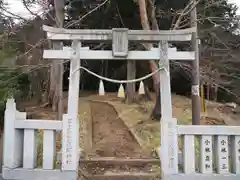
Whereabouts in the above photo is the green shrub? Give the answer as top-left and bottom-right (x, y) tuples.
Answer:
(0, 69), (30, 128)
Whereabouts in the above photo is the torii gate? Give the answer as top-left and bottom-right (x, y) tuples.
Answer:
(2, 25), (240, 180)
(43, 25), (196, 178)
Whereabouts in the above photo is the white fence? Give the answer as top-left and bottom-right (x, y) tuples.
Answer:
(161, 119), (240, 180)
(2, 99), (78, 180)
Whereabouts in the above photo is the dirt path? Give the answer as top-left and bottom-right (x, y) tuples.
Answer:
(79, 101), (158, 179)
(90, 101), (149, 158)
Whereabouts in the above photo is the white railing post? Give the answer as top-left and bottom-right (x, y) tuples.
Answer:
(168, 119), (178, 174)
(3, 99), (24, 168)
(61, 40), (81, 171)
(159, 40), (174, 177)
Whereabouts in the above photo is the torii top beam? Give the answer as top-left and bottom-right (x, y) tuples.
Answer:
(42, 25), (196, 42)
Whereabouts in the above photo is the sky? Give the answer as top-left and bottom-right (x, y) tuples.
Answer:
(6, 0), (42, 19)
(4, 0), (240, 19)
(229, 0), (240, 14)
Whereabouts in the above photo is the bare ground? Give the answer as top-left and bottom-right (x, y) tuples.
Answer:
(79, 101), (155, 177)
(90, 101), (149, 158)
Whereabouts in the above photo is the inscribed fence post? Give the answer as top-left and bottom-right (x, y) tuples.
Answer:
(62, 41), (81, 171)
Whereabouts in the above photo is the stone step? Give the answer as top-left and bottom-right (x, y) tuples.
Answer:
(84, 172), (160, 180)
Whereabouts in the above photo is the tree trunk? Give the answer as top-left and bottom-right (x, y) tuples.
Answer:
(126, 60), (136, 103)
(48, 0), (65, 119)
(137, 0), (161, 119)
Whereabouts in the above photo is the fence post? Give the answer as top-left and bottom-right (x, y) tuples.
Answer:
(159, 40), (174, 178)
(3, 99), (24, 169)
(168, 119), (178, 174)
(61, 40), (81, 171)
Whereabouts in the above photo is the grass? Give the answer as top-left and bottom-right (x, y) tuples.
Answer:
(36, 130), (42, 167)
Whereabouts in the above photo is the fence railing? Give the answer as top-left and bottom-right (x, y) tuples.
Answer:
(2, 99), (77, 180)
(161, 119), (240, 180)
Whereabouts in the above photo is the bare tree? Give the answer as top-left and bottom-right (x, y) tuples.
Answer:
(48, 0), (65, 119)
(137, 0), (162, 119)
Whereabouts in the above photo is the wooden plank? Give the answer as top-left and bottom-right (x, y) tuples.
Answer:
(164, 174), (240, 180)
(80, 157), (160, 164)
(232, 136), (240, 174)
(43, 49), (195, 60)
(199, 135), (213, 173)
(43, 25), (195, 41)
(23, 129), (37, 169)
(215, 136), (229, 174)
(178, 125), (240, 135)
(15, 120), (62, 130)
(112, 28), (128, 57)
(3, 99), (24, 168)
(43, 130), (56, 170)
(183, 135), (195, 173)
